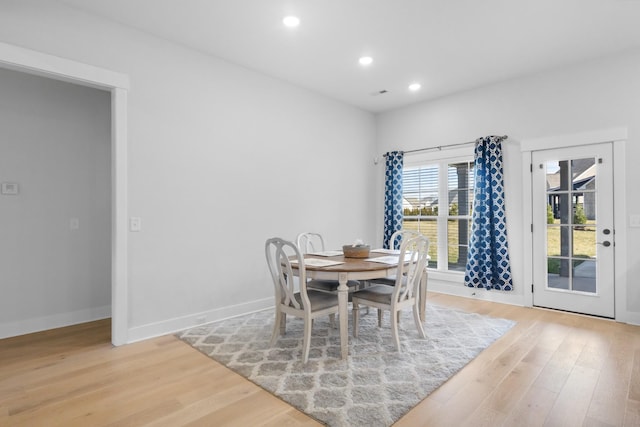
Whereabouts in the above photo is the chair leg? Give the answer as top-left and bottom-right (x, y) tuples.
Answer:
(270, 309), (283, 346)
(302, 318), (312, 363)
(280, 313), (287, 336)
(413, 304), (426, 338)
(377, 308), (383, 327)
(390, 309), (401, 352)
(352, 303), (360, 337)
(359, 283), (370, 314)
(329, 313), (336, 329)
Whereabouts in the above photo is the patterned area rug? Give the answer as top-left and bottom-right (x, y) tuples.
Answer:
(177, 303), (515, 427)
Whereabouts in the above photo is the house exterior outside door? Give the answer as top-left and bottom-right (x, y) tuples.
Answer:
(531, 143), (615, 318)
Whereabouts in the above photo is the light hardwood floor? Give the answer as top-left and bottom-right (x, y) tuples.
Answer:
(1, 293), (639, 426)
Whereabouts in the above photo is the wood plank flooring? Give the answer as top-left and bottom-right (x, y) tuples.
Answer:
(1, 293), (639, 426)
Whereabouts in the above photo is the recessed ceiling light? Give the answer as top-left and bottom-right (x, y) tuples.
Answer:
(408, 83), (422, 92)
(283, 16), (300, 28)
(359, 56), (373, 66)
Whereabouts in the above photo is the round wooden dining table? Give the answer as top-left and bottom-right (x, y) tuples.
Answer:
(291, 252), (428, 360)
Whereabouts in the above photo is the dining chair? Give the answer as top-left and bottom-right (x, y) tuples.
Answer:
(365, 230), (425, 324)
(351, 234), (430, 351)
(296, 232), (360, 293)
(296, 232), (325, 254)
(368, 229), (422, 287)
(265, 237), (340, 363)
(388, 229), (421, 252)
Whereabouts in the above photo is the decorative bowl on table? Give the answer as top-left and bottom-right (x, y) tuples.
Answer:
(342, 244), (370, 258)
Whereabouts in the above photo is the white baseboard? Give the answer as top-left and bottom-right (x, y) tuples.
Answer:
(126, 297), (274, 343)
(617, 310), (640, 326)
(430, 280), (640, 326)
(428, 280), (526, 307)
(0, 305), (112, 339)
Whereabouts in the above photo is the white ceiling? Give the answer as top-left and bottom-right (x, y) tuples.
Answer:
(61, 0), (640, 113)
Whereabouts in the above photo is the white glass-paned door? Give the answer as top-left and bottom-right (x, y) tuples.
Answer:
(532, 143), (614, 318)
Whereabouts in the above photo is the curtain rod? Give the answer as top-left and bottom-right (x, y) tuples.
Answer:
(384, 135), (508, 157)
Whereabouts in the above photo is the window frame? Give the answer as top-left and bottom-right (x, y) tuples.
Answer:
(402, 146), (475, 274)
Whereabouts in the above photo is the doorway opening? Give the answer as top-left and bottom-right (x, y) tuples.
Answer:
(0, 41), (129, 345)
(0, 68), (112, 338)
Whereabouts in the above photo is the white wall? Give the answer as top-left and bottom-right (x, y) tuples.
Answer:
(376, 49), (640, 321)
(0, 67), (111, 338)
(0, 0), (377, 340)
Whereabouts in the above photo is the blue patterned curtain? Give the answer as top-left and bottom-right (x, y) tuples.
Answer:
(383, 151), (404, 249)
(465, 136), (513, 291)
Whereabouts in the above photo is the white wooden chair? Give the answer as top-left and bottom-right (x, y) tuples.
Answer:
(388, 229), (421, 252)
(368, 229), (422, 287)
(265, 237), (340, 363)
(296, 232), (360, 293)
(351, 234), (430, 351)
(296, 232), (325, 254)
(366, 230), (426, 324)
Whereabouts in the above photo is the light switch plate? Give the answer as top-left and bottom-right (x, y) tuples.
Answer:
(1, 182), (19, 195)
(630, 214), (640, 228)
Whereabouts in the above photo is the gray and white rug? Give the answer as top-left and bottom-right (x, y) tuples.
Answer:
(177, 303), (515, 427)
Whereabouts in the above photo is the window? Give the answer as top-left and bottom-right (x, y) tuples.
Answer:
(402, 154), (475, 272)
